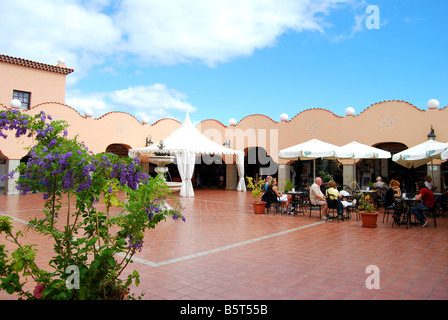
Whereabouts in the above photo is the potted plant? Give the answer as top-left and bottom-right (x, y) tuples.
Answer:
(246, 176), (266, 214)
(357, 192), (379, 228)
(284, 179), (294, 192)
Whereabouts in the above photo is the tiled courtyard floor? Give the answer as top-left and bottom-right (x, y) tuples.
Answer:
(1, 188), (447, 301)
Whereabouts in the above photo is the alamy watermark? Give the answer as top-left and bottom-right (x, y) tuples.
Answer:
(66, 265), (80, 290)
(365, 5), (380, 30)
(365, 265), (380, 289)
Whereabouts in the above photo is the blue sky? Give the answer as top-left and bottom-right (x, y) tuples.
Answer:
(1, 0), (447, 125)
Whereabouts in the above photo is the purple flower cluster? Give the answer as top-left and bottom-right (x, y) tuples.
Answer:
(0, 109), (32, 139)
(173, 214), (186, 222)
(126, 234), (144, 252)
(110, 158), (148, 191)
(145, 202), (160, 220)
(1, 110), (149, 198)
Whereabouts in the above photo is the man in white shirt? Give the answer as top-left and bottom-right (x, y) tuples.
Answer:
(309, 177), (328, 219)
(424, 175), (437, 191)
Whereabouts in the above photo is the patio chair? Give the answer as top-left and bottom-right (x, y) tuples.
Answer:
(308, 201), (322, 219)
(264, 190), (282, 214)
(382, 193), (395, 223)
(344, 194), (360, 221)
(419, 197), (439, 228)
(391, 197), (409, 229)
(326, 197), (343, 223)
(290, 193), (305, 216)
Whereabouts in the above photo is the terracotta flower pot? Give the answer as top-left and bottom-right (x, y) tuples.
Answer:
(253, 201), (266, 214)
(360, 211), (379, 228)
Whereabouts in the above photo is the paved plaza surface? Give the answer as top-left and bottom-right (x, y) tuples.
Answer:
(1, 188), (447, 301)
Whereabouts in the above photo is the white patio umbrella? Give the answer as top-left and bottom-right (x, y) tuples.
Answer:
(335, 141), (391, 160)
(392, 140), (448, 169)
(335, 141), (391, 190)
(441, 147), (448, 161)
(392, 140), (448, 183)
(278, 139), (342, 180)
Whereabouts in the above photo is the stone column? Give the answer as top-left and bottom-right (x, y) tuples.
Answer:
(342, 163), (355, 191)
(277, 164), (290, 191)
(427, 163), (441, 191)
(5, 159), (20, 195)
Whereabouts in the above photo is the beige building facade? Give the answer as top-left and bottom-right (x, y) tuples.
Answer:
(1, 54), (447, 195)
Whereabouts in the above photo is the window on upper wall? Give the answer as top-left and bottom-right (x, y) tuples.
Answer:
(12, 90), (31, 110)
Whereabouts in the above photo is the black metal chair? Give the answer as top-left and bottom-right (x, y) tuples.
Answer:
(326, 197), (343, 223)
(391, 197), (409, 229)
(374, 187), (385, 209)
(290, 193), (305, 216)
(382, 193), (395, 223)
(308, 203), (322, 219)
(419, 197), (439, 228)
(345, 194), (360, 221)
(264, 190), (282, 214)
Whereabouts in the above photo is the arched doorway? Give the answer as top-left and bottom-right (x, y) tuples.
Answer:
(244, 147), (278, 181)
(105, 144), (131, 158)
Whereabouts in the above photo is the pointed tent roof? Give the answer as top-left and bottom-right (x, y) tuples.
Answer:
(129, 113), (242, 157)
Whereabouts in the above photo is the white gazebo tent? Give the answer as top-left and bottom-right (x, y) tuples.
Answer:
(128, 113), (246, 197)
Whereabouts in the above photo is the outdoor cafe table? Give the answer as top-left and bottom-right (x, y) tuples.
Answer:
(286, 191), (306, 215)
(402, 197), (422, 228)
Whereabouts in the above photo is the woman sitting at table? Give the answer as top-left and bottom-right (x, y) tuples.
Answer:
(384, 179), (401, 208)
(384, 179), (403, 224)
(271, 178), (292, 214)
(325, 180), (344, 217)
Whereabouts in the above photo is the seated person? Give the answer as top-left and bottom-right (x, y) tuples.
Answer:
(309, 177), (328, 219)
(325, 180), (344, 217)
(384, 179), (401, 208)
(412, 180), (435, 227)
(385, 179), (404, 224)
(261, 176), (272, 203)
(271, 178), (291, 214)
(424, 175), (437, 191)
(373, 176), (387, 190)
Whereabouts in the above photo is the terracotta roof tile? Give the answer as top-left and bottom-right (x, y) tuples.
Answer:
(0, 54), (74, 75)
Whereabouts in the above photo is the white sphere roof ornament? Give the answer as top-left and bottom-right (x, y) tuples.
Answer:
(345, 107), (355, 116)
(84, 109), (93, 117)
(427, 99), (439, 109)
(280, 113), (289, 122)
(142, 116), (150, 124)
(10, 99), (22, 109)
(229, 118), (237, 126)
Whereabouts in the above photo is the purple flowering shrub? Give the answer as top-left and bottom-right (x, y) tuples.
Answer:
(0, 109), (184, 300)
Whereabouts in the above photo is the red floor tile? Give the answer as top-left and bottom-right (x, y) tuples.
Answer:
(1, 188), (447, 300)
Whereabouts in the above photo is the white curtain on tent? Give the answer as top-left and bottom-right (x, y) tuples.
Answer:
(175, 150), (196, 197)
(236, 152), (246, 191)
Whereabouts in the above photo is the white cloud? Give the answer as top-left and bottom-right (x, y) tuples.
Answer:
(0, 0), (121, 83)
(1, 0), (362, 119)
(115, 0), (353, 66)
(0, 0), (359, 72)
(66, 84), (197, 122)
